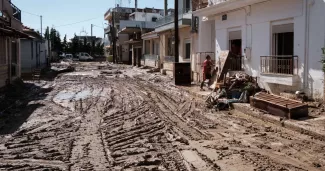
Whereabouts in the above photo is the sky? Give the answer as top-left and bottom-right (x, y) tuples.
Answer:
(11, 0), (174, 40)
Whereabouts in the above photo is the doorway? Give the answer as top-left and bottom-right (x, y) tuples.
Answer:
(272, 23), (294, 74)
(228, 30), (242, 70)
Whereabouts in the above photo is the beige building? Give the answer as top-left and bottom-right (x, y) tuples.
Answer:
(0, 0), (28, 88)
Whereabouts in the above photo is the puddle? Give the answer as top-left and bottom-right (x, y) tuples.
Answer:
(64, 71), (100, 77)
(54, 90), (92, 101)
(75, 90), (91, 100)
(55, 91), (76, 101)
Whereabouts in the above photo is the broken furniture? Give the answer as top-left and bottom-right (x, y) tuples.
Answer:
(250, 92), (308, 119)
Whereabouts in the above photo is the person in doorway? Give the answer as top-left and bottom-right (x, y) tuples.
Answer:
(200, 55), (213, 90)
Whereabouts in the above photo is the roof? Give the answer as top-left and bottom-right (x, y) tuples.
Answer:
(22, 25), (42, 40)
(0, 26), (33, 39)
(141, 31), (159, 40)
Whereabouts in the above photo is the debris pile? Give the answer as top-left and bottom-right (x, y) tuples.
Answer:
(51, 61), (75, 73)
(206, 72), (260, 111)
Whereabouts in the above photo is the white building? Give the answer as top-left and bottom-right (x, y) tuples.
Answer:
(20, 26), (48, 74)
(194, 0), (325, 100)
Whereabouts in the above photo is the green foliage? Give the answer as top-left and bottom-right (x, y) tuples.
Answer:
(321, 55), (325, 73)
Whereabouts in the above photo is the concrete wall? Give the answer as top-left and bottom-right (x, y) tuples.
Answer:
(198, 0), (325, 99)
(118, 34), (130, 62)
(21, 39), (47, 73)
(132, 12), (163, 22)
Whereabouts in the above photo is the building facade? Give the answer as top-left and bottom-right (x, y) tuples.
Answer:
(141, 0), (196, 76)
(104, 6), (164, 64)
(194, 0), (325, 100)
(0, 0), (27, 88)
(20, 26), (47, 74)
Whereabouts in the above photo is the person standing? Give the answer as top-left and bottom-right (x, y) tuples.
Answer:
(200, 55), (213, 90)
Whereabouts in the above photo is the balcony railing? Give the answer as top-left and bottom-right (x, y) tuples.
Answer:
(164, 56), (175, 63)
(193, 0), (229, 10)
(260, 55), (298, 75)
(155, 8), (191, 28)
(143, 54), (159, 61)
(10, 1), (21, 21)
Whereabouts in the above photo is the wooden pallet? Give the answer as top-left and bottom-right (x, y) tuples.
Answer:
(250, 92), (308, 119)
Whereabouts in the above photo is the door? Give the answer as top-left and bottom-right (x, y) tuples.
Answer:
(185, 42), (191, 60)
(137, 48), (142, 67)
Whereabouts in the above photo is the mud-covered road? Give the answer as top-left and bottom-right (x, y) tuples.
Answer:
(0, 62), (324, 171)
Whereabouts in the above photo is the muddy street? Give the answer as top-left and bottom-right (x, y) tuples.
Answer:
(0, 62), (324, 171)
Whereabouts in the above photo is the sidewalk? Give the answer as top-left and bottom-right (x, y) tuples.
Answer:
(179, 85), (325, 141)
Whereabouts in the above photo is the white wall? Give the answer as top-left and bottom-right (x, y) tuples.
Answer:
(118, 34), (129, 62)
(133, 12), (163, 22)
(197, 0), (324, 99)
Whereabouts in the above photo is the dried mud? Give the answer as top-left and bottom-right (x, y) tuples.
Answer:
(0, 62), (324, 171)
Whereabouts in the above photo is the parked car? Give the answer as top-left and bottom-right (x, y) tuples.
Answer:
(65, 54), (73, 59)
(78, 52), (93, 61)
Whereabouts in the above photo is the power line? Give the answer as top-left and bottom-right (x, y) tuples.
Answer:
(54, 16), (102, 28)
(21, 10), (40, 17)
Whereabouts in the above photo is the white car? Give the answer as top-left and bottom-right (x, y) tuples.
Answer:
(65, 54), (73, 59)
(78, 52), (93, 61)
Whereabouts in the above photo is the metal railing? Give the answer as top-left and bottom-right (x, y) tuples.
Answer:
(164, 56), (175, 63)
(10, 1), (21, 21)
(193, 0), (229, 10)
(155, 8), (191, 27)
(260, 55), (298, 75)
(143, 54), (159, 61)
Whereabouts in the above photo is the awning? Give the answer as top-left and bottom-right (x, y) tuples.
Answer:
(0, 26), (33, 39)
(142, 31), (159, 40)
(118, 27), (153, 34)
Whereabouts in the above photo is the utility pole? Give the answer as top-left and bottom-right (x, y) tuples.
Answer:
(91, 24), (93, 37)
(40, 15), (43, 38)
(164, 0), (168, 16)
(174, 0), (179, 63)
(112, 11), (116, 64)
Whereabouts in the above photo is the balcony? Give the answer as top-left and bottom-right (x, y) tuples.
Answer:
(154, 8), (192, 32)
(10, 1), (21, 22)
(260, 55), (299, 86)
(261, 56), (298, 75)
(104, 8), (113, 20)
(119, 20), (157, 32)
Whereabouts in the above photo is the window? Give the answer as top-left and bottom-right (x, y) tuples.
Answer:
(185, 0), (191, 12)
(0, 36), (6, 64)
(85, 53), (89, 57)
(167, 37), (174, 56)
(184, 40), (191, 59)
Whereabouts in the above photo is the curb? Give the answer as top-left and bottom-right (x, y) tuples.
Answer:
(178, 86), (325, 141)
(232, 104), (325, 141)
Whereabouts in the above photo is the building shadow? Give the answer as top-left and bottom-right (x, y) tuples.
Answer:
(0, 80), (53, 135)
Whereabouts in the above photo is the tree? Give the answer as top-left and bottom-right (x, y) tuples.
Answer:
(62, 35), (68, 52)
(95, 43), (104, 55)
(44, 26), (50, 39)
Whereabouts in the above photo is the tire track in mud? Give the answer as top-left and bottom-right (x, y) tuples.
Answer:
(1, 64), (325, 170)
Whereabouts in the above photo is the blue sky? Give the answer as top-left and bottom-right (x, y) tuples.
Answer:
(12, 0), (173, 40)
